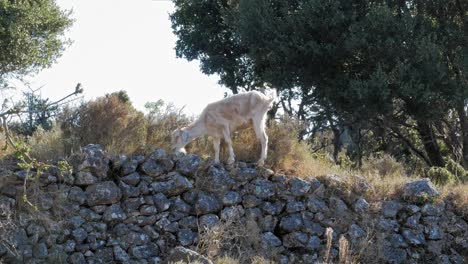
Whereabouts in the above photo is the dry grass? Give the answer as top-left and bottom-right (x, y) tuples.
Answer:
(439, 182), (468, 217)
(28, 125), (66, 162)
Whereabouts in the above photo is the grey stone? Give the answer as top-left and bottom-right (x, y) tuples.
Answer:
(178, 216), (198, 230)
(121, 172), (141, 186)
(289, 178), (311, 196)
(402, 178), (439, 203)
(402, 229), (426, 246)
(242, 194), (262, 208)
(260, 215), (278, 232)
(85, 181), (122, 206)
(261, 232), (282, 248)
(122, 156), (141, 176)
(113, 246), (130, 262)
(377, 218), (400, 232)
(245, 207), (262, 220)
(421, 203), (443, 216)
(306, 236), (321, 250)
(177, 229), (197, 246)
(199, 214), (220, 230)
(68, 186), (86, 205)
(125, 231), (150, 246)
(150, 173), (193, 196)
(69, 252), (86, 264)
(261, 201), (284, 215)
(0, 196), (15, 217)
(166, 246), (213, 264)
(279, 213), (304, 232)
(72, 228), (88, 244)
(382, 247), (407, 264)
(33, 243), (48, 258)
(119, 181), (141, 198)
(129, 243), (159, 259)
(306, 197), (328, 213)
(200, 165), (236, 193)
(64, 240), (76, 253)
(329, 196), (348, 214)
(103, 204), (126, 223)
(75, 171), (98, 186)
(233, 167), (258, 182)
(153, 193), (171, 212)
(143, 225), (160, 239)
(195, 193), (222, 215)
(382, 201), (403, 218)
(140, 149), (174, 177)
(283, 232), (309, 248)
(354, 198), (369, 213)
(26, 224), (46, 237)
(172, 197), (191, 213)
(221, 206), (245, 220)
(69, 215), (86, 229)
(286, 201), (306, 213)
(176, 154), (202, 176)
(251, 178), (276, 199)
(425, 225), (443, 240)
(140, 205), (158, 215)
(387, 234), (408, 248)
(94, 248), (114, 263)
(404, 213), (421, 229)
(79, 208), (102, 221)
(405, 204), (421, 214)
(349, 224), (366, 239)
(75, 144), (110, 178)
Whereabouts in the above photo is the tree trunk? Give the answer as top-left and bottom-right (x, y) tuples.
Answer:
(457, 105), (468, 168)
(416, 121), (445, 167)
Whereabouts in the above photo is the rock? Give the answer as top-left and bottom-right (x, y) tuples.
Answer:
(286, 201), (306, 213)
(421, 203), (443, 216)
(103, 204), (126, 223)
(382, 201), (403, 218)
(222, 191), (242, 206)
(404, 213), (421, 229)
(69, 252), (86, 264)
(233, 167), (258, 182)
(26, 224), (46, 237)
(425, 225), (443, 240)
(279, 213), (304, 232)
(150, 173), (193, 196)
(74, 171), (98, 186)
(176, 154), (202, 177)
(382, 247), (407, 264)
(351, 174), (372, 193)
(306, 197), (328, 213)
(72, 228), (88, 244)
(33, 243), (48, 258)
(377, 218), (400, 232)
(172, 197), (192, 213)
(402, 178), (439, 203)
(140, 149), (174, 177)
(129, 243), (159, 259)
(140, 205), (158, 215)
(329, 196), (348, 214)
(153, 193), (171, 212)
(195, 193), (222, 215)
(177, 229), (197, 246)
(121, 157), (140, 176)
(306, 236), (321, 250)
(166, 246), (213, 264)
(64, 240), (77, 253)
(387, 234), (408, 248)
(121, 172), (141, 186)
(260, 215), (278, 232)
(221, 206), (245, 220)
(405, 204), (421, 214)
(113, 246), (130, 262)
(0, 196), (15, 217)
(94, 248), (114, 263)
(199, 165), (236, 193)
(179, 216), (198, 230)
(119, 181), (140, 198)
(402, 229), (426, 246)
(75, 144), (109, 178)
(199, 214), (220, 230)
(85, 181), (122, 206)
(289, 178), (311, 196)
(349, 224), (366, 239)
(68, 186), (86, 205)
(354, 198), (369, 213)
(242, 194), (262, 208)
(69, 215), (86, 229)
(261, 201), (284, 215)
(251, 178), (276, 199)
(283, 232), (309, 248)
(261, 232), (282, 248)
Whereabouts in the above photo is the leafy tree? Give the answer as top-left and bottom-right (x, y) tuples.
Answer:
(171, 0), (467, 168)
(0, 0), (72, 87)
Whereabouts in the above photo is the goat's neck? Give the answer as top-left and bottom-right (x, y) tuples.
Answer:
(185, 120), (206, 141)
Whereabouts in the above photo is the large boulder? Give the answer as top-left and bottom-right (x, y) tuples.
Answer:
(150, 173), (193, 197)
(402, 178), (439, 203)
(140, 149), (174, 177)
(85, 181), (122, 206)
(72, 144), (110, 178)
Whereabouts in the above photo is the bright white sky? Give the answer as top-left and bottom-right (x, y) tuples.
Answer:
(24, 0), (228, 115)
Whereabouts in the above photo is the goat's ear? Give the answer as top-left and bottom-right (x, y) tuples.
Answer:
(181, 130), (190, 143)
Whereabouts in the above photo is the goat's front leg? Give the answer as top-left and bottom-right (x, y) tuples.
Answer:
(222, 126), (235, 164)
(213, 137), (221, 163)
(253, 116), (268, 167)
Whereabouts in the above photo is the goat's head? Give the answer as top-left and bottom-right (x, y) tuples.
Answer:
(171, 128), (190, 153)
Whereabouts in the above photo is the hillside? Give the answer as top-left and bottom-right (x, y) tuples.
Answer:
(0, 145), (466, 264)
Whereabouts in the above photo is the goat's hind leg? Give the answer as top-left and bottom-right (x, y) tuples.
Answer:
(213, 137), (221, 164)
(253, 114), (268, 167)
(221, 126), (235, 165)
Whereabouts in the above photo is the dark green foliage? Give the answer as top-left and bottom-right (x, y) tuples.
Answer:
(171, 0), (468, 170)
(0, 0), (72, 86)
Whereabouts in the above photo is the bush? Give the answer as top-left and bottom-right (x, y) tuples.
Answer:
(28, 124), (66, 162)
(444, 158), (468, 183)
(59, 91), (148, 155)
(427, 167), (456, 185)
(361, 154), (405, 178)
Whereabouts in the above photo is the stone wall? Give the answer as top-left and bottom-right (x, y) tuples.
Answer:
(0, 145), (466, 263)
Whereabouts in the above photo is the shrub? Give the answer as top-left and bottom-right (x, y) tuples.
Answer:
(444, 158), (468, 183)
(28, 124), (66, 162)
(427, 167), (456, 185)
(62, 91), (148, 155)
(361, 154), (405, 178)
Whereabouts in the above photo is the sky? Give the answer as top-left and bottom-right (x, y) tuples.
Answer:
(22, 0), (228, 115)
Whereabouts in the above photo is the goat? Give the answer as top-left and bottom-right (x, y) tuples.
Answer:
(171, 90), (277, 166)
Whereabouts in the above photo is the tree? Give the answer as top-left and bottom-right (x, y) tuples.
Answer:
(171, 0), (468, 168)
(0, 0), (72, 87)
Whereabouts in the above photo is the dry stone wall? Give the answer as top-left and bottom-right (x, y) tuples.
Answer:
(0, 144), (466, 264)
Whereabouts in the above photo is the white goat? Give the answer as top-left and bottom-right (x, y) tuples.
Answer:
(171, 90), (277, 166)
